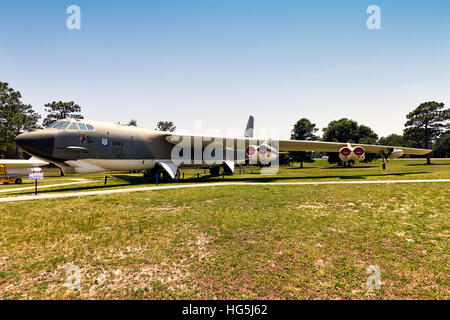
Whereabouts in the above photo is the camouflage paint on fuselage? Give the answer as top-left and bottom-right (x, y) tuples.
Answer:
(15, 119), (245, 174)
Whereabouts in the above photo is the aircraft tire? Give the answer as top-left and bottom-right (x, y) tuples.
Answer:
(143, 169), (159, 180)
(210, 166), (221, 176)
(174, 170), (181, 181)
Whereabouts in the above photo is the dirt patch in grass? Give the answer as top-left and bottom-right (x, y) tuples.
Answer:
(0, 179), (449, 299)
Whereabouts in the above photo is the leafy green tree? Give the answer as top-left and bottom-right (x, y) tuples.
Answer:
(378, 134), (404, 147)
(43, 101), (83, 127)
(289, 118), (318, 168)
(432, 131), (450, 158)
(404, 101), (449, 164)
(128, 119), (137, 126)
(278, 153), (291, 166)
(0, 82), (41, 158)
(322, 118), (378, 166)
(155, 121), (176, 132)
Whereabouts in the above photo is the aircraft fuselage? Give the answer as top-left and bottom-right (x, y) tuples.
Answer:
(15, 119), (243, 175)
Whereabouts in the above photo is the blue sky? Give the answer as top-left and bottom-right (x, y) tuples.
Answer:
(1, 0), (449, 138)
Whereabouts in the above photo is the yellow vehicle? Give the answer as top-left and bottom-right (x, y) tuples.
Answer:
(0, 164), (22, 184)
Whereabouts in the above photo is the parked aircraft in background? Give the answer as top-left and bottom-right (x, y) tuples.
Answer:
(0, 158), (48, 184)
(15, 116), (431, 180)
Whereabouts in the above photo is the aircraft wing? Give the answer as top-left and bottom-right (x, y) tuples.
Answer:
(276, 140), (431, 155)
(164, 134), (431, 155)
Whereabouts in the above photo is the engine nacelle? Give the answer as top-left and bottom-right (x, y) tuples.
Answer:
(339, 146), (366, 162)
(245, 145), (258, 162)
(339, 147), (353, 162)
(352, 146), (365, 162)
(257, 144), (277, 162)
(246, 143), (278, 163)
(388, 149), (404, 159)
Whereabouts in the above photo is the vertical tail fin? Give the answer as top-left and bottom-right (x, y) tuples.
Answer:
(244, 115), (254, 138)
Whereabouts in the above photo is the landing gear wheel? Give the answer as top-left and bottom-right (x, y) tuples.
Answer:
(223, 165), (234, 175)
(143, 168), (160, 180)
(144, 168), (180, 182)
(210, 166), (221, 176)
(161, 171), (172, 181)
(174, 170), (181, 181)
(15, 178), (22, 184)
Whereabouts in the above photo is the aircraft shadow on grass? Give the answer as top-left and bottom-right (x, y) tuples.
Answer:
(6, 171), (430, 196)
(287, 165), (379, 169)
(404, 163), (450, 166)
(193, 171), (430, 183)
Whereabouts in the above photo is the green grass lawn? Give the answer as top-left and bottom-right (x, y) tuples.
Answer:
(1, 159), (449, 197)
(0, 159), (448, 299)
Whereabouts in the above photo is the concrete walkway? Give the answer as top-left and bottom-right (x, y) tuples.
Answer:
(0, 179), (449, 203)
(0, 179), (97, 193)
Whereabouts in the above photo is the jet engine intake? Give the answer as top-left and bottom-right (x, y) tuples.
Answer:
(339, 147), (353, 162)
(258, 144), (278, 162)
(352, 146), (365, 162)
(339, 146), (366, 162)
(245, 145), (258, 162)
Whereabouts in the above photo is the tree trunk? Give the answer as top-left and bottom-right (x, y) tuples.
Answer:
(301, 161), (303, 168)
(15, 130), (20, 158)
(425, 125), (431, 165)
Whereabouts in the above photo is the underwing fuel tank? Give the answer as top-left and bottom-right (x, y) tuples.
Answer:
(388, 149), (404, 159)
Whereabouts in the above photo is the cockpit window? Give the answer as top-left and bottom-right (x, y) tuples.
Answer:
(58, 121), (70, 130)
(47, 121), (59, 129)
(52, 122), (62, 129)
(47, 120), (92, 130)
(68, 123), (79, 130)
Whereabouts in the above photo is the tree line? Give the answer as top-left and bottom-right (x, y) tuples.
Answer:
(0, 82), (87, 158)
(289, 101), (449, 167)
(0, 82), (178, 159)
(1, 81), (448, 164)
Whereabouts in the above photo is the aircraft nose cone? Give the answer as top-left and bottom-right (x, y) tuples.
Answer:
(15, 131), (54, 158)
